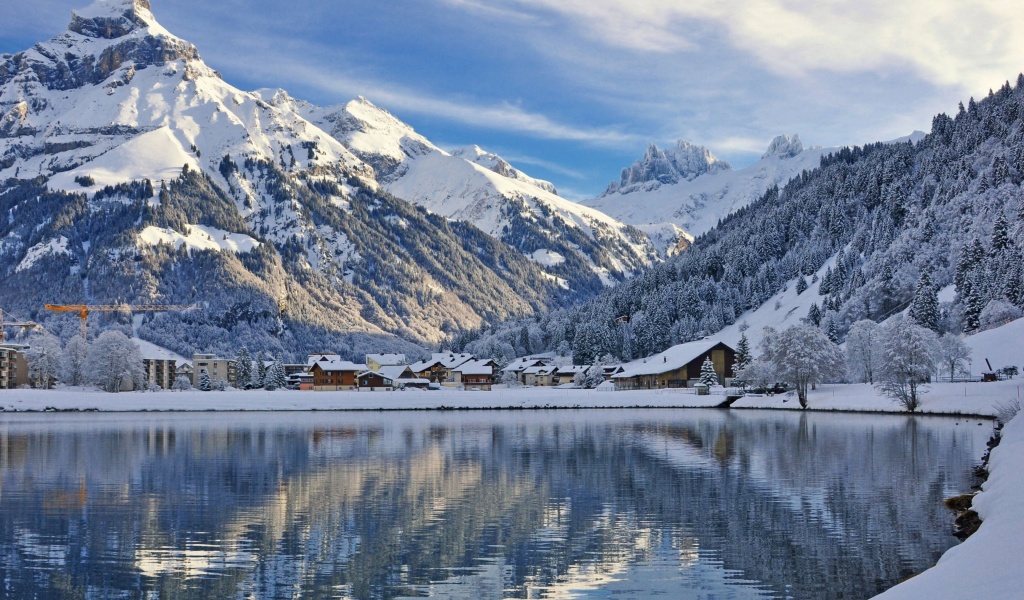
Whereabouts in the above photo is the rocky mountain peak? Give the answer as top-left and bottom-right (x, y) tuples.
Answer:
(68, 0), (156, 39)
(450, 145), (558, 195)
(608, 140), (730, 193)
(762, 133), (804, 159)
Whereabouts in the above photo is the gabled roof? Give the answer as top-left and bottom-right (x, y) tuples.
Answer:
(366, 353), (406, 366)
(411, 353), (476, 372)
(379, 365), (414, 380)
(614, 339), (732, 378)
(311, 360), (367, 373)
(454, 359), (495, 376)
(501, 357), (549, 372)
(556, 365), (589, 375)
(523, 365), (556, 375)
(307, 353), (341, 367)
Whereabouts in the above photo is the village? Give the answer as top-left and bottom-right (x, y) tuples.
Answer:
(2, 338), (738, 394)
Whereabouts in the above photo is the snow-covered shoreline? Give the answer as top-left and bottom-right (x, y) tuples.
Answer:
(0, 379), (1016, 416)
(874, 411), (1024, 599)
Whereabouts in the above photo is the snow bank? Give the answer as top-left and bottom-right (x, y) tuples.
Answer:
(0, 387), (729, 413)
(732, 381), (1018, 417)
(874, 412), (1024, 599)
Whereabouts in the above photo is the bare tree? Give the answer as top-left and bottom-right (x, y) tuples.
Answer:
(935, 334), (971, 381)
(62, 335), (89, 386)
(877, 317), (938, 412)
(845, 320), (880, 384)
(766, 323), (845, 408)
(86, 331), (145, 393)
(25, 334), (63, 389)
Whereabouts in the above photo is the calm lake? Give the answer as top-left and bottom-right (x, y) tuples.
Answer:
(0, 409), (990, 599)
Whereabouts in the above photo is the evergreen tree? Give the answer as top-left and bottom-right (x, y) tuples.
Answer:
(733, 333), (751, 376)
(264, 358), (287, 391)
(253, 354), (268, 389)
(963, 282), (984, 332)
(198, 369), (212, 392)
(236, 347), (252, 389)
(699, 356), (719, 386)
(796, 276), (808, 295)
(909, 273), (940, 331)
(807, 302), (822, 326)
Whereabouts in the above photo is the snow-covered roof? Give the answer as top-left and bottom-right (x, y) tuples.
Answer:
(411, 353), (476, 372)
(502, 357), (550, 372)
(379, 365), (414, 380)
(556, 365), (590, 375)
(523, 365), (556, 375)
(133, 338), (187, 364)
(307, 354), (341, 367)
(366, 353), (406, 366)
(454, 359), (495, 376)
(312, 360), (366, 373)
(614, 339), (729, 379)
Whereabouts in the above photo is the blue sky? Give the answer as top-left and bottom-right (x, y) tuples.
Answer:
(3, 0), (1022, 199)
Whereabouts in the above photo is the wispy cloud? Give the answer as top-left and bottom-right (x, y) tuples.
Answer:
(211, 44), (641, 147)
(486, 0), (1024, 94)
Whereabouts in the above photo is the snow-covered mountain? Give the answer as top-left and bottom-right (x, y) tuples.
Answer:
(2, 0), (633, 357)
(581, 135), (831, 254)
(281, 94), (659, 290)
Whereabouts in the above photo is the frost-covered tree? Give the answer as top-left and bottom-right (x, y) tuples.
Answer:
(935, 334), (972, 381)
(198, 369), (212, 392)
(253, 355), (268, 389)
(909, 273), (940, 332)
(61, 335), (89, 386)
(264, 359), (286, 391)
(877, 317), (938, 412)
(766, 323), (845, 408)
(699, 356), (719, 386)
(25, 334), (63, 389)
(979, 299), (1023, 331)
(86, 330), (145, 393)
(732, 332), (751, 383)
(736, 359), (775, 393)
(171, 375), (193, 391)
(236, 347), (252, 389)
(796, 276), (808, 295)
(501, 369), (521, 388)
(845, 320), (880, 384)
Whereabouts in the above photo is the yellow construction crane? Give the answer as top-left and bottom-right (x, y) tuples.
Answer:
(44, 304), (200, 339)
(0, 308), (40, 342)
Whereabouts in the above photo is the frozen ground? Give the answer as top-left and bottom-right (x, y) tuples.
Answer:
(1, 379), (1015, 415)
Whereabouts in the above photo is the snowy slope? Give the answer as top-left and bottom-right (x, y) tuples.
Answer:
(290, 96), (660, 283)
(0, 0), (361, 193)
(582, 135), (831, 252)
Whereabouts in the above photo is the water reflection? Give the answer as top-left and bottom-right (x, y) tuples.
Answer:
(0, 410), (988, 599)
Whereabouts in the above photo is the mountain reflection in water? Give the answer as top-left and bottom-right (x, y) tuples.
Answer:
(0, 410), (988, 599)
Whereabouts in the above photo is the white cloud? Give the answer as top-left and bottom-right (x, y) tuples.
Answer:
(484, 0), (1024, 93)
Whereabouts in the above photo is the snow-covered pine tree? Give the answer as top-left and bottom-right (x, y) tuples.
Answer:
(909, 273), (939, 331)
(264, 359), (287, 391)
(198, 369), (212, 392)
(699, 357), (719, 386)
(236, 347), (252, 389)
(253, 354), (268, 389)
(733, 332), (751, 376)
(796, 276), (808, 295)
